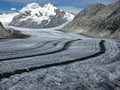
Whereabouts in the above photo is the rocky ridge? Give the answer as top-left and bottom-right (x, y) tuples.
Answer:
(0, 22), (29, 38)
(0, 22), (10, 38)
(63, 0), (120, 39)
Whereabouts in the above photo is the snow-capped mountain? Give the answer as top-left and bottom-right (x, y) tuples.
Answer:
(9, 2), (74, 28)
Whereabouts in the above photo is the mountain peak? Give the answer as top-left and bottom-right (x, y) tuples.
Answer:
(26, 2), (40, 9)
(43, 2), (57, 10)
(44, 2), (53, 7)
(20, 2), (57, 12)
(20, 2), (40, 12)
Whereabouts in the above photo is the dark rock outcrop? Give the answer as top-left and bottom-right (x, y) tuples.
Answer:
(0, 22), (29, 38)
(44, 9), (67, 28)
(0, 22), (10, 38)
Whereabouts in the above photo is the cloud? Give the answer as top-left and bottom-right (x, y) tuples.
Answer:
(58, 6), (83, 14)
(10, 8), (16, 11)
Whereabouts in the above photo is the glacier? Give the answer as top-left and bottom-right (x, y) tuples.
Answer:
(0, 24), (120, 90)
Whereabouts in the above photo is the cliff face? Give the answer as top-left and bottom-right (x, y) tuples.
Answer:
(0, 22), (29, 38)
(63, 0), (120, 39)
(0, 22), (9, 38)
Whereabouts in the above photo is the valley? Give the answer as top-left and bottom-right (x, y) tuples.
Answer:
(0, 25), (120, 90)
(0, 1), (120, 90)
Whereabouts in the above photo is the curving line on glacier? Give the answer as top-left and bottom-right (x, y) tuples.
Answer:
(0, 39), (81, 61)
(0, 40), (60, 56)
(0, 40), (105, 79)
(0, 40), (58, 54)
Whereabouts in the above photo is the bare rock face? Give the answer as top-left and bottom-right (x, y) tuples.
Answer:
(0, 22), (29, 38)
(63, 3), (106, 32)
(44, 9), (67, 28)
(0, 22), (9, 38)
(111, 29), (120, 39)
(63, 0), (120, 39)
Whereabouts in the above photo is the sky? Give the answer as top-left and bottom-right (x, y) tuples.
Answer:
(0, 0), (118, 14)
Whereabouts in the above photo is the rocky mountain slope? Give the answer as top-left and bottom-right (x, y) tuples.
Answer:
(9, 3), (74, 28)
(0, 22), (10, 38)
(63, 0), (120, 39)
(0, 22), (29, 38)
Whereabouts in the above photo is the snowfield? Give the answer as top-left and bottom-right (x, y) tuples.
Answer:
(0, 25), (120, 90)
(0, 13), (18, 26)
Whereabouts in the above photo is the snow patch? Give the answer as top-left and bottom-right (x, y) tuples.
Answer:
(0, 13), (19, 26)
